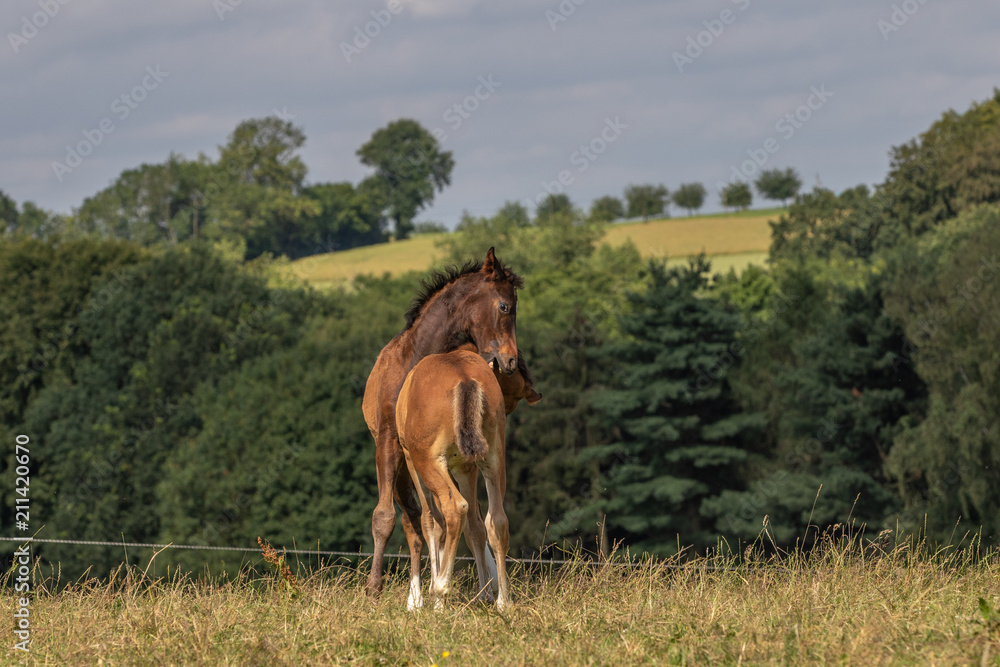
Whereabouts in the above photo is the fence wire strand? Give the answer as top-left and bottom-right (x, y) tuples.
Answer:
(1, 535), (767, 569)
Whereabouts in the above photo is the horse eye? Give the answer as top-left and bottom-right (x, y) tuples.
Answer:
(499, 302), (510, 314)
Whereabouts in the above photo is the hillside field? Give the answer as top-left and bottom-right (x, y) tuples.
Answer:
(286, 208), (781, 289)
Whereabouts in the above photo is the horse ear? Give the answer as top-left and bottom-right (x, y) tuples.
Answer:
(525, 388), (542, 406)
(481, 247), (497, 275)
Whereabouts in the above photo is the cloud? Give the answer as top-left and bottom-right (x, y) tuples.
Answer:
(1, 0), (997, 221)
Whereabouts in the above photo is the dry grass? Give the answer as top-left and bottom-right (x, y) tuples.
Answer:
(285, 233), (446, 289)
(603, 209), (778, 259)
(285, 209), (780, 289)
(6, 532), (999, 665)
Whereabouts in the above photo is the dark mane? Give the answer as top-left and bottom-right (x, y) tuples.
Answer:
(403, 256), (524, 331)
(516, 350), (535, 385)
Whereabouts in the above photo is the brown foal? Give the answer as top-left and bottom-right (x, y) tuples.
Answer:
(362, 248), (523, 598)
(396, 346), (541, 610)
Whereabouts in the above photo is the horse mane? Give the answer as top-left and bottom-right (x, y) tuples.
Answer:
(403, 257), (524, 331)
(515, 351), (535, 385)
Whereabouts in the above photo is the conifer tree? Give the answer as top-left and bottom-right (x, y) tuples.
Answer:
(579, 257), (764, 554)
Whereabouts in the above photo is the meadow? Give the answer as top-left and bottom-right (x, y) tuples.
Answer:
(285, 208), (780, 289)
(5, 531), (999, 665)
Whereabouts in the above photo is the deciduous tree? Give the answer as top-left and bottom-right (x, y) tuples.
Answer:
(356, 119), (454, 240)
(624, 184), (668, 221)
(672, 182), (707, 216)
(754, 168), (802, 206)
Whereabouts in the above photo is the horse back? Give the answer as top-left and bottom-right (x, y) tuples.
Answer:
(397, 349), (505, 457)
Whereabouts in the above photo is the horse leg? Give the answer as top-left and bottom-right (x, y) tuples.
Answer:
(395, 462), (429, 587)
(367, 433), (401, 598)
(400, 453), (428, 611)
(419, 460), (468, 603)
(482, 459), (510, 610)
(407, 458), (447, 606)
(454, 464), (496, 602)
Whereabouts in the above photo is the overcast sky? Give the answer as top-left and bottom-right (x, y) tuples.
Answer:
(2, 0), (997, 227)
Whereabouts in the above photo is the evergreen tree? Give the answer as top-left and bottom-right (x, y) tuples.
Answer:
(577, 257), (764, 554)
(504, 243), (643, 556)
(710, 259), (926, 544)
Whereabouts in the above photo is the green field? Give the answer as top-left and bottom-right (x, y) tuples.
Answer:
(7, 535), (998, 664)
(286, 208), (781, 289)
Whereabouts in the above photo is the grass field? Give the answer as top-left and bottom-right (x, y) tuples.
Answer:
(6, 533), (999, 665)
(286, 208), (781, 289)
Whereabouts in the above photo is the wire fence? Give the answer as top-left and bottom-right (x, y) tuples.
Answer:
(0, 535), (764, 570)
(0, 535), (584, 566)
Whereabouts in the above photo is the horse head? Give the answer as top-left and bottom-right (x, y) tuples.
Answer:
(463, 247), (521, 375)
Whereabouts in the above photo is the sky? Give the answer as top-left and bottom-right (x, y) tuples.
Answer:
(2, 0), (998, 228)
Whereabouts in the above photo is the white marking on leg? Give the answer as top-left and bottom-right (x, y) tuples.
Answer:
(406, 574), (423, 611)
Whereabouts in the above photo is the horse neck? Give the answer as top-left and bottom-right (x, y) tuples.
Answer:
(405, 281), (472, 361)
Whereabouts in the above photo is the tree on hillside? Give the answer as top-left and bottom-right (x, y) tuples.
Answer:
(0, 190), (17, 234)
(576, 257), (765, 554)
(494, 200), (532, 228)
(876, 90), (1000, 246)
(536, 193), (574, 221)
(768, 186), (889, 263)
(755, 168), (802, 206)
(292, 181), (387, 257)
(75, 154), (208, 245)
(356, 119), (454, 240)
(625, 184), (668, 221)
(672, 182), (707, 216)
(720, 181), (752, 212)
(210, 117), (319, 257)
(589, 196), (625, 223)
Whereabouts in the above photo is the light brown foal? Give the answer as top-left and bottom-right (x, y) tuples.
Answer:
(396, 347), (540, 610)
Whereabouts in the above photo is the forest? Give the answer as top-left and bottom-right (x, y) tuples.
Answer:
(1, 90), (999, 580)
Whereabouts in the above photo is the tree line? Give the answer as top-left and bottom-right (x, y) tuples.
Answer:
(1, 90), (998, 580)
(1, 114), (804, 263)
(1, 118), (454, 259)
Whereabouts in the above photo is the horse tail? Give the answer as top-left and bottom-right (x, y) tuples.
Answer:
(454, 379), (488, 461)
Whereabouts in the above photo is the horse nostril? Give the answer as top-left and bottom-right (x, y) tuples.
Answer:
(507, 357), (516, 372)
